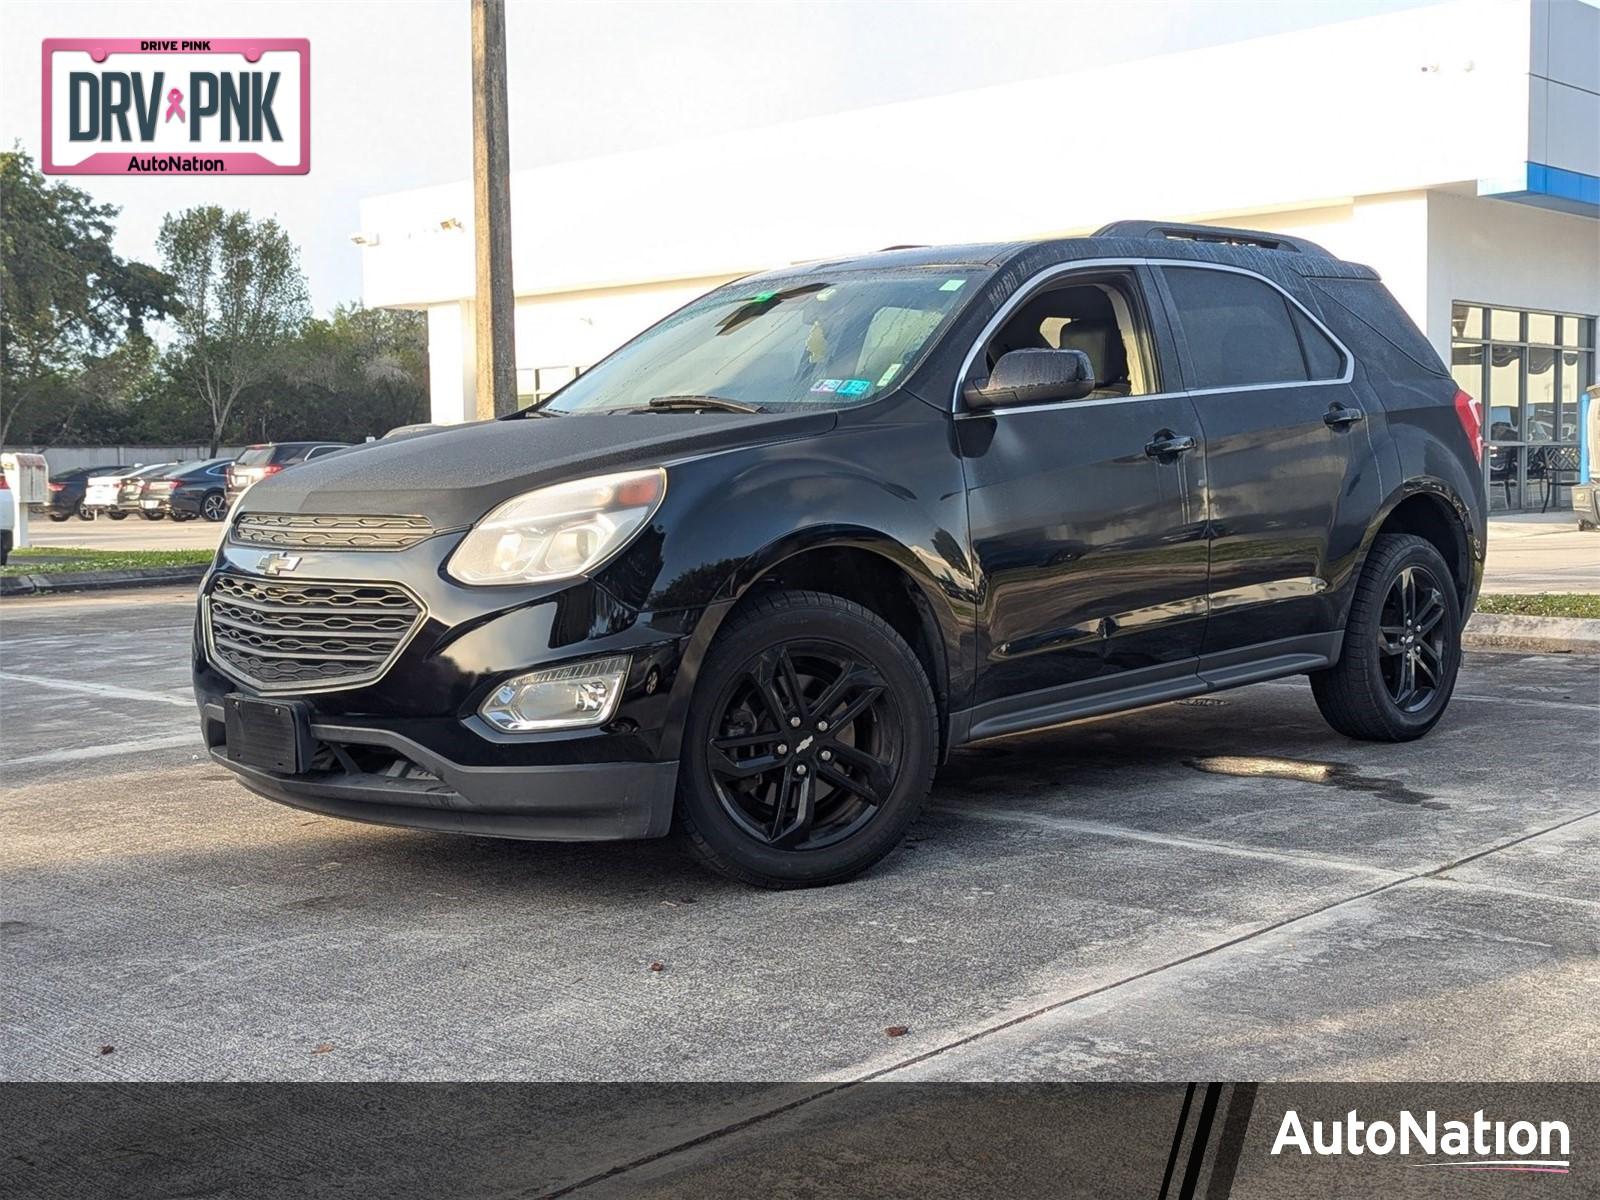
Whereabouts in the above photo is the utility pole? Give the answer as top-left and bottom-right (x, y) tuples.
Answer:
(471, 0), (517, 418)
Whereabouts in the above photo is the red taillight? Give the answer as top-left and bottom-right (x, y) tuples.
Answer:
(0, 476), (8, 490)
(261, 464), (284, 475)
(49, 481), (64, 492)
(1453, 388), (1483, 465)
(149, 479), (179, 491)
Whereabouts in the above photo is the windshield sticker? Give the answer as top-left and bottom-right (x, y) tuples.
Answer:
(810, 378), (843, 393)
(876, 363), (903, 387)
(751, 290), (777, 302)
(939, 278), (966, 292)
(836, 379), (871, 396)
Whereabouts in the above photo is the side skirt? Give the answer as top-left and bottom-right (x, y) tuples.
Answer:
(949, 632), (1343, 746)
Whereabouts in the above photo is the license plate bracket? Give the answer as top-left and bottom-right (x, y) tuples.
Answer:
(224, 695), (314, 774)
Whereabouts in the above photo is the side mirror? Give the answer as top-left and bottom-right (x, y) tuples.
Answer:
(963, 349), (1095, 411)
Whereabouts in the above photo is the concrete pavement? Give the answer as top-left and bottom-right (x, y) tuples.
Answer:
(3, 586), (1596, 1085)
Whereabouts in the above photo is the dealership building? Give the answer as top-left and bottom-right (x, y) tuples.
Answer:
(359, 0), (1599, 511)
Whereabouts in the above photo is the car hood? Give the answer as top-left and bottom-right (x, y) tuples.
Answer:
(235, 410), (839, 529)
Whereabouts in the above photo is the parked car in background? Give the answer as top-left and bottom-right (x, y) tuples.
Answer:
(139, 458), (234, 522)
(34, 465), (131, 521)
(84, 464), (176, 519)
(197, 222), (1486, 888)
(225, 442), (351, 508)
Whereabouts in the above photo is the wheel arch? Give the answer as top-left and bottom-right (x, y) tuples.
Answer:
(1358, 479), (1483, 617)
(675, 528), (965, 764)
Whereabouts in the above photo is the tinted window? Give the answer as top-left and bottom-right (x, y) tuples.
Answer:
(1163, 267), (1308, 389)
(1292, 307), (1345, 380)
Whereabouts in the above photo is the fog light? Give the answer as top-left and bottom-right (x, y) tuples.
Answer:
(479, 655), (630, 731)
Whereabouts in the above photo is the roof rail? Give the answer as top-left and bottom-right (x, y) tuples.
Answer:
(1093, 220), (1332, 257)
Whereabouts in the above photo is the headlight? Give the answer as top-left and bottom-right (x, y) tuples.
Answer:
(447, 468), (665, 585)
(480, 655), (630, 731)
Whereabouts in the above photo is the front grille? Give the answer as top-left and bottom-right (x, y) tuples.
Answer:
(204, 573), (425, 692)
(233, 512), (435, 551)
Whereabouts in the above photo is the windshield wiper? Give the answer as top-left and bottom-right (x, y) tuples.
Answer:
(640, 395), (767, 414)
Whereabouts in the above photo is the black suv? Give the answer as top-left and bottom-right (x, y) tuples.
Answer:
(194, 222), (1486, 888)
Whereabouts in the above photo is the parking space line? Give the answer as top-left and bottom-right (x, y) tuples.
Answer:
(1417, 873), (1600, 912)
(930, 804), (1401, 877)
(0, 672), (194, 708)
(8, 733), (199, 767)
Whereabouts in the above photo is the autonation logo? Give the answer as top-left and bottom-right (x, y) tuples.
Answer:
(1273, 1108), (1572, 1174)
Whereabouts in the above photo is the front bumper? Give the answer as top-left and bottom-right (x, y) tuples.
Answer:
(194, 528), (719, 842)
(198, 698), (677, 840)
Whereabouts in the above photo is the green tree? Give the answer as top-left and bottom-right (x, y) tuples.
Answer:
(0, 148), (174, 445)
(158, 206), (310, 453)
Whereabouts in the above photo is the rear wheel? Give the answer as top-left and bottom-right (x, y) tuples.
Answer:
(201, 490), (228, 522)
(48, 510), (70, 523)
(677, 590), (937, 888)
(1312, 533), (1462, 741)
(140, 509), (164, 521)
(107, 509), (127, 521)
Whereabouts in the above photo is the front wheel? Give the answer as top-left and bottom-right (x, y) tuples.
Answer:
(677, 590), (937, 888)
(1311, 533), (1462, 741)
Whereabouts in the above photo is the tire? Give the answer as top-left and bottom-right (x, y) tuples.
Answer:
(107, 510), (128, 520)
(171, 510), (196, 523)
(201, 490), (227, 522)
(676, 589), (937, 888)
(140, 509), (164, 521)
(1311, 533), (1462, 742)
(48, 510), (70, 523)
(76, 504), (92, 520)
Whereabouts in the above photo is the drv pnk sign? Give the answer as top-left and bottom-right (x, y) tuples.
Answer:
(42, 38), (309, 175)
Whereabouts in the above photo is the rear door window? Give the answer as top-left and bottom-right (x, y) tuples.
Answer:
(1161, 267), (1310, 389)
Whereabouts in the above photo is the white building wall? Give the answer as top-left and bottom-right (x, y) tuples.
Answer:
(358, 0), (1596, 423)
(1425, 188), (1600, 352)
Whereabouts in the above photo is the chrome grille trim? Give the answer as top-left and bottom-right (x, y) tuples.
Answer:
(232, 512), (436, 551)
(203, 573), (426, 693)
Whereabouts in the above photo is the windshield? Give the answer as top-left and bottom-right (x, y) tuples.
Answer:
(534, 268), (983, 415)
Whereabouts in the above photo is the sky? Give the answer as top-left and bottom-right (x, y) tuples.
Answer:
(2, 0), (1453, 314)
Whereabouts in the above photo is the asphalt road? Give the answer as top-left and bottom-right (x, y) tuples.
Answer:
(3, 586), (1597, 1091)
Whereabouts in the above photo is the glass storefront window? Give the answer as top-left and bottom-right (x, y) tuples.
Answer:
(1451, 303), (1484, 340)
(1488, 345), (1523, 440)
(1457, 301), (1596, 511)
(1528, 348), (1557, 441)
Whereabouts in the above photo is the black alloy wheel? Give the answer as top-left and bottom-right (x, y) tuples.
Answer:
(1312, 533), (1462, 741)
(707, 641), (902, 852)
(678, 589), (936, 887)
(1377, 564), (1448, 712)
(201, 491), (228, 521)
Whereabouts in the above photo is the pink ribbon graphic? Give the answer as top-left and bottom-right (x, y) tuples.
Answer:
(164, 88), (185, 123)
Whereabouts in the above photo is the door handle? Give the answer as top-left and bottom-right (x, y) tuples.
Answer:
(1324, 404), (1365, 428)
(1144, 431), (1197, 459)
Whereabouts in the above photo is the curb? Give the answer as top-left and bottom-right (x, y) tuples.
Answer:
(1463, 613), (1600, 655)
(0, 566), (206, 597)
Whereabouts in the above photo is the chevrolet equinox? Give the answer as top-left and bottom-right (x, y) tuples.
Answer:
(194, 221), (1487, 887)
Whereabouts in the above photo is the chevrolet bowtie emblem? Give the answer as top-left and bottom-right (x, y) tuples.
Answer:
(259, 552), (302, 576)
